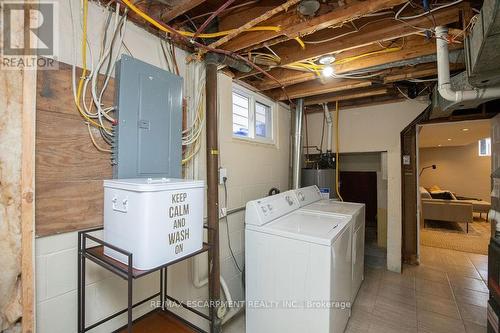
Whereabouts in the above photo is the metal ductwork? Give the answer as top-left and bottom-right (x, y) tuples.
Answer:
(430, 0), (500, 118)
(205, 53), (252, 73)
(465, 0), (500, 87)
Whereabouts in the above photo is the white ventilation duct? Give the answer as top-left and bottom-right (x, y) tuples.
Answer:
(323, 103), (333, 152)
(436, 26), (500, 103)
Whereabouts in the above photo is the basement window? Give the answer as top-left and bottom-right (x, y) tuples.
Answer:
(479, 138), (491, 157)
(232, 86), (274, 143)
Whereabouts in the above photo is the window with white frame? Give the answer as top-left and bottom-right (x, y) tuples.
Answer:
(232, 87), (274, 142)
(479, 137), (491, 156)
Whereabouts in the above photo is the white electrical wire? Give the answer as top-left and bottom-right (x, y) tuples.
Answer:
(395, 0), (463, 20)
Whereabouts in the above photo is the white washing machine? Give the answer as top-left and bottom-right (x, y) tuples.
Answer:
(245, 191), (352, 333)
(293, 185), (366, 301)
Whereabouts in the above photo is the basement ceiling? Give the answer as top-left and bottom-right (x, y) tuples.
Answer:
(105, 0), (482, 111)
(419, 119), (491, 148)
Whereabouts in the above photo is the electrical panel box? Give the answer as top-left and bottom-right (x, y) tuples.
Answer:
(113, 55), (183, 179)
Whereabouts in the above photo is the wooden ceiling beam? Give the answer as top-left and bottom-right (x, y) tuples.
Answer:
(160, 0), (207, 22)
(222, 0), (407, 52)
(245, 34), (463, 90)
(206, 0), (301, 51)
(383, 62), (464, 83)
(305, 93), (404, 113)
(303, 86), (391, 106)
(272, 6), (460, 65)
(266, 78), (372, 101)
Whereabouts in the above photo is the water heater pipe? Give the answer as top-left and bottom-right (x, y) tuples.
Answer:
(292, 99), (304, 189)
(435, 26), (500, 102)
(323, 103), (333, 152)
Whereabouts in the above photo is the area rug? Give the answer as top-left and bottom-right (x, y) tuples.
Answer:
(420, 218), (490, 255)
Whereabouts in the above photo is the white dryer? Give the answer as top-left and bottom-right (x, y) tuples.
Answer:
(245, 191), (352, 333)
(294, 185), (366, 301)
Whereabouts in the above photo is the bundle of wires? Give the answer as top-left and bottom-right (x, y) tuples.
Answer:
(182, 61), (206, 166)
(71, 0), (128, 152)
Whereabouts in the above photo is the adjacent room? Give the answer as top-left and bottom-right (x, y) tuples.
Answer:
(418, 120), (492, 254)
(1, 0), (500, 333)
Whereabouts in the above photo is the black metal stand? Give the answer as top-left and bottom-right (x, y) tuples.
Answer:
(77, 227), (211, 333)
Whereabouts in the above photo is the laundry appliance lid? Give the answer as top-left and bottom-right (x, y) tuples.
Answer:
(247, 210), (350, 246)
(303, 200), (364, 216)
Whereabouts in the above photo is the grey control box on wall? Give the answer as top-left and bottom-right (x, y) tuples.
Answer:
(113, 55), (182, 179)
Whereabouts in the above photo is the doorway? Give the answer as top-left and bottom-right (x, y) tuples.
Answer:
(417, 119), (492, 255)
(339, 152), (388, 268)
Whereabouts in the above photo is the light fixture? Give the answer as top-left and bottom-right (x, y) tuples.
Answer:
(419, 164), (437, 176)
(438, 144), (442, 147)
(298, 0), (320, 16)
(462, 128), (469, 131)
(322, 65), (334, 77)
(447, 138), (452, 141)
(318, 54), (336, 65)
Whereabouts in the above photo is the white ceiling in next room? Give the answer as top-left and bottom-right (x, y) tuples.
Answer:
(419, 119), (492, 148)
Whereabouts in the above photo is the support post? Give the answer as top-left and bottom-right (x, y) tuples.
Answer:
(205, 58), (222, 333)
(292, 99), (304, 189)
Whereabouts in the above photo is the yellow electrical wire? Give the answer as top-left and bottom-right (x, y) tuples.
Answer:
(335, 101), (343, 202)
(334, 46), (401, 65)
(284, 46), (402, 77)
(74, 0), (112, 130)
(121, 0), (281, 39)
(294, 37), (305, 49)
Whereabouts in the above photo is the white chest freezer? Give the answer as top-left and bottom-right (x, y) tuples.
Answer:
(103, 178), (205, 270)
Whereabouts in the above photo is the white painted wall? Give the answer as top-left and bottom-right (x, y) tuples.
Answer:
(35, 2), (291, 332)
(305, 101), (428, 272)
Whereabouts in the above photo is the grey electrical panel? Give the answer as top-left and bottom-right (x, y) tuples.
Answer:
(113, 55), (182, 179)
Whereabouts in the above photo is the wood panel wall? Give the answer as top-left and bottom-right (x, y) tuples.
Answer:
(35, 61), (114, 237)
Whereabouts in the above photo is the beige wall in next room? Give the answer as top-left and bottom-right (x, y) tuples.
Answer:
(419, 143), (491, 202)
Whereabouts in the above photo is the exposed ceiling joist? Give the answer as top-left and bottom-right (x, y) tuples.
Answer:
(246, 35), (463, 90)
(305, 93), (405, 113)
(304, 86), (391, 106)
(160, 0), (206, 22)
(383, 62), (464, 83)
(271, 6), (460, 65)
(207, 0), (301, 50)
(222, 0), (408, 52)
(267, 78), (372, 100)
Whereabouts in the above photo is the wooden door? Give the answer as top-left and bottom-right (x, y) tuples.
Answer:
(339, 171), (378, 225)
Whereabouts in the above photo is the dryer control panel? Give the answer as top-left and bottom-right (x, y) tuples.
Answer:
(293, 185), (322, 207)
(245, 191), (299, 226)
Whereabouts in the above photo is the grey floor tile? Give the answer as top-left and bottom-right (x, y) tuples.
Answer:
(417, 310), (466, 333)
(454, 289), (489, 308)
(416, 278), (455, 300)
(464, 320), (487, 333)
(416, 294), (461, 319)
(457, 303), (487, 327)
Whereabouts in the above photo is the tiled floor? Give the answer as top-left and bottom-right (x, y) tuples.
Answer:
(224, 245), (489, 333)
(347, 245), (489, 333)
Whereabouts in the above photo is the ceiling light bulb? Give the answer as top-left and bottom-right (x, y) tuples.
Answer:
(318, 54), (336, 65)
(322, 65), (334, 77)
(438, 144), (442, 147)
(462, 128), (469, 131)
(447, 138), (452, 141)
